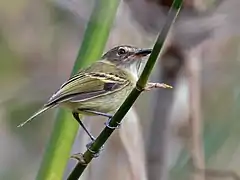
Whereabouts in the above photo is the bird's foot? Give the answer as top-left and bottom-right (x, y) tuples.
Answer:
(104, 117), (121, 129)
(86, 140), (104, 158)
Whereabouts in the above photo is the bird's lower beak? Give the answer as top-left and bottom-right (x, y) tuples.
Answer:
(135, 49), (152, 57)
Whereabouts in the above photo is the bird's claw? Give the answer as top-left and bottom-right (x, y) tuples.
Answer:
(104, 118), (121, 129)
(86, 141), (104, 158)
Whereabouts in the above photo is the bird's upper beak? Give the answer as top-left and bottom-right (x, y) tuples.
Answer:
(134, 49), (152, 57)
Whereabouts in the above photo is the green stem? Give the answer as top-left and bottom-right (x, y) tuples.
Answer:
(36, 1), (120, 179)
(67, 0), (183, 179)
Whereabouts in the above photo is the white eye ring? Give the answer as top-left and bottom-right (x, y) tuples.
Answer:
(118, 47), (127, 55)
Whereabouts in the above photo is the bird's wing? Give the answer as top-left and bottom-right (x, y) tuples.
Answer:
(46, 62), (130, 106)
(17, 61), (133, 128)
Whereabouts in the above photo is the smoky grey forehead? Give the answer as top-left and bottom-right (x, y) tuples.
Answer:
(110, 45), (138, 53)
(118, 46), (135, 52)
(101, 45), (138, 58)
(118, 45), (135, 49)
(102, 45), (139, 60)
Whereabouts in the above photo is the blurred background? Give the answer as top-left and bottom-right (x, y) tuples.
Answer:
(1, 0), (240, 179)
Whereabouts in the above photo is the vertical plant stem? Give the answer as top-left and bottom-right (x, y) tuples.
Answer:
(186, 48), (205, 180)
(67, 0), (183, 179)
(36, 1), (120, 179)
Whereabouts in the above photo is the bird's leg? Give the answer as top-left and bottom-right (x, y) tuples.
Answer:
(80, 109), (121, 129)
(72, 112), (101, 158)
(72, 112), (95, 141)
(72, 110), (121, 159)
(144, 82), (173, 91)
(73, 111), (109, 158)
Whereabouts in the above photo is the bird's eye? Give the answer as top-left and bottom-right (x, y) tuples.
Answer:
(118, 47), (126, 55)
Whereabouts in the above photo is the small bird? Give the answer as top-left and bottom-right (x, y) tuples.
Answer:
(18, 45), (171, 148)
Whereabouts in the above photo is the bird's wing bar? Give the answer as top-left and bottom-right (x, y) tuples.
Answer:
(46, 72), (129, 106)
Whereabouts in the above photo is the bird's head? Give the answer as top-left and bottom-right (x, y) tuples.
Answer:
(102, 45), (152, 74)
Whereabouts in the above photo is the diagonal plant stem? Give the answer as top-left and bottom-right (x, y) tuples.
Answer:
(67, 0), (183, 179)
(36, 0), (120, 180)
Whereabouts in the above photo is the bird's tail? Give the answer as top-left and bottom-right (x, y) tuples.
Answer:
(17, 105), (54, 127)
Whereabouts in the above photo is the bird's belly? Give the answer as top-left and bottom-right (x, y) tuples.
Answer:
(62, 86), (133, 115)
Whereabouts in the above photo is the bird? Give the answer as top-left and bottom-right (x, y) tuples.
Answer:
(17, 45), (171, 151)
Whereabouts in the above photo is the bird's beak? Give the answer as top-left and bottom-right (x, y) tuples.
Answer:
(135, 49), (152, 57)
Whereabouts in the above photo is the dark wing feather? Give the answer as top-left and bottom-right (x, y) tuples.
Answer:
(69, 82), (123, 102)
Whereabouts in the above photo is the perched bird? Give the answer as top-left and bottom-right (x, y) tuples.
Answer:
(18, 45), (171, 145)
